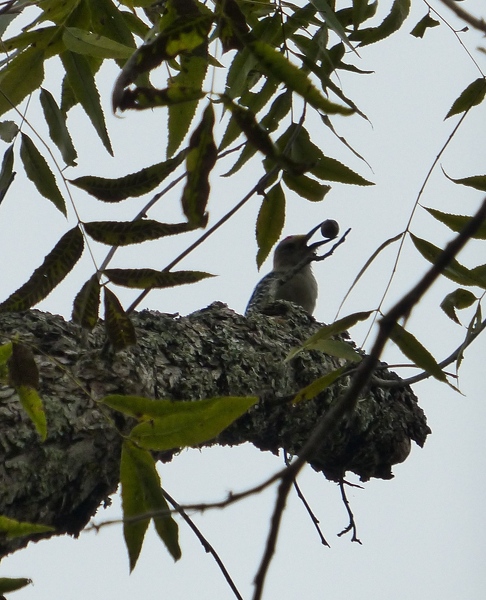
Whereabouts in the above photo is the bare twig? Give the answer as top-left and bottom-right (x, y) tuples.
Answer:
(438, 0), (486, 33)
(336, 479), (362, 544)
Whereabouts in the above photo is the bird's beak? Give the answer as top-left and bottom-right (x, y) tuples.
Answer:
(304, 222), (333, 251)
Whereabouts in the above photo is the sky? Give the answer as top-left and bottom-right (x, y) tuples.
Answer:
(1, 1), (486, 599)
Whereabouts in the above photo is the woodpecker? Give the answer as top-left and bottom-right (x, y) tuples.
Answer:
(245, 222), (336, 315)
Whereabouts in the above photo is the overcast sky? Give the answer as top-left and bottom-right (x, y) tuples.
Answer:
(1, 1), (486, 599)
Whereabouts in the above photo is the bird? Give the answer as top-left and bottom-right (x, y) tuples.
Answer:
(245, 221), (338, 315)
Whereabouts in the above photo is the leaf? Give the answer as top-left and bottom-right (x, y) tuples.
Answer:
(293, 366), (346, 403)
(63, 27), (134, 59)
(440, 288), (476, 324)
(181, 104), (217, 226)
(0, 46), (45, 116)
(286, 311), (372, 361)
(72, 275), (101, 329)
(70, 151), (186, 201)
(310, 154), (373, 185)
(61, 50), (113, 155)
(410, 13), (440, 38)
(0, 120), (18, 142)
(103, 287), (137, 350)
(282, 172), (331, 202)
(128, 396), (258, 450)
(39, 88), (77, 167)
(247, 40), (353, 115)
(445, 77), (486, 119)
(121, 440), (181, 571)
(410, 233), (486, 289)
(0, 144), (15, 204)
(7, 342), (39, 390)
(0, 515), (54, 539)
(255, 182), (286, 268)
(308, 339), (362, 362)
(84, 220), (194, 246)
(309, 0), (358, 55)
(18, 386), (47, 440)
(0, 227), (84, 312)
(20, 133), (66, 215)
(104, 268), (214, 289)
(424, 206), (486, 239)
(351, 0), (411, 47)
(389, 323), (447, 382)
(0, 578), (32, 594)
(443, 171), (486, 192)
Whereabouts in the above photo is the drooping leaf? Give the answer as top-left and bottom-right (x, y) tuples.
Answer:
(424, 206), (486, 239)
(0, 227), (84, 312)
(0, 144), (15, 204)
(247, 40), (353, 115)
(410, 233), (486, 289)
(20, 133), (66, 215)
(256, 182), (286, 268)
(69, 151), (186, 201)
(72, 275), (101, 329)
(62, 27), (134, 59)
(61, 50), (113, 155)
(84, 220), (195, 246)
(7, 342), (39, 390)
(0, 577), (32, 594)
(445, 77), (486, 119)
(17, 386), (47, 440)
(309, 0), (358, 55)
(120, 440), (181, 571)
(0, 46), (45, 116)
(286, 311), (372, 361)
(389, 323), (447, 382)
(293, 366), (346, 403)
(444, 171), (486, 192)
(440, 288), (477, 324)
(103, 287), (137, 350)
(283, 172), (331, 202)
(181, 103), (217, 226)
(410, 13), (440, 38)
(0, 515), (53, 539)
(128, 396), (258, 450)
(40, 88), (77, 167)
(351, 0), (411, 46)
(104, 268), (214, 289)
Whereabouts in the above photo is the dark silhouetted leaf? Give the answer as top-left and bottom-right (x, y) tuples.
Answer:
(0, 144), (15, 204)
(0, 577), (32, 594)
(103, 287), (137, 350)
(0, 227), (84, 312)
(0, 47), (44, 117)
(0, 120), (18, 142)
(40, 88), (77, 167)
(445, 77), (486, 119)
(424, 206), (486, 239)
(20, 133), (66, 215)
(104, 268), (214, 289)
(351, 0), (411, 46)
(84, 220), (194, 246)
(283, 172), (331, 202)
(440, 288), (477, 324)
(256, 182), (286, 268)
(72, 275), (101, 329)
(410, 13), (440, 38)
(444, 171), (486, 192)
(70, 152), (185, 201)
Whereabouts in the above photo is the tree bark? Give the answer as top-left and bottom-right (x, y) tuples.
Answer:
(0, 302), (430, 557)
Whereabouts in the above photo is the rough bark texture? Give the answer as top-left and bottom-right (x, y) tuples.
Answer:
(0, 302), (430, 557)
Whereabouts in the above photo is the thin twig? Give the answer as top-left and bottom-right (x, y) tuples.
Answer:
(336, 479), (362, 544)
(438, 0), (486, 33)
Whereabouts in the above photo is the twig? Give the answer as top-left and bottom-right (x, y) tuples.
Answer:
(336, 479), (362, 544)
(438, 0), (486, 33)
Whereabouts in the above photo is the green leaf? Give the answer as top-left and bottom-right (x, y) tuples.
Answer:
(182, 104), (217, 226)
(0, 515), (54, 539)
(293, 366), (346, 403)
(0, 46), (44, 116)
(310, 154), (373, 185)
(0, 577), (32, 594)
(0, 120), (18, 142)
(286, 311), (372, 361)
(128, 396), (258, 450)
(72, 275), (101, 329)
(351, 0), (411, 46)
(84, 220), (194, 246)
(444, 171), (486, 192)
(247, 40), (353, 115)
(389, 322), (447, 382)
(308, 339), (362, 361)
(104, 268), (214, 289)
(0, 144), (15, 204)
(256, 182), (286, 268)
(0, 227), (84, 312)
(283, 172), (331, 202)
(410, 233), (486, 289)
(121, 440), (181, 571)
(424, 206), (486, 239)
(63, 27), (134, 59)
(18, 386), (47, 441)
(103, 287), (137, 350)
(20, 133), (66, 215)
(40, 88), (77, 167)
(410, 13), (440, 38)
(309, 0), (358, 55)
(61, 50), (113, 155)
(70, 151), (186, 201)
(440, 288), (477, 324)
(445, 77), (486, 119)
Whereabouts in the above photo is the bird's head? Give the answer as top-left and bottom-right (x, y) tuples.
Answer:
(273, 221), (336, 271)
